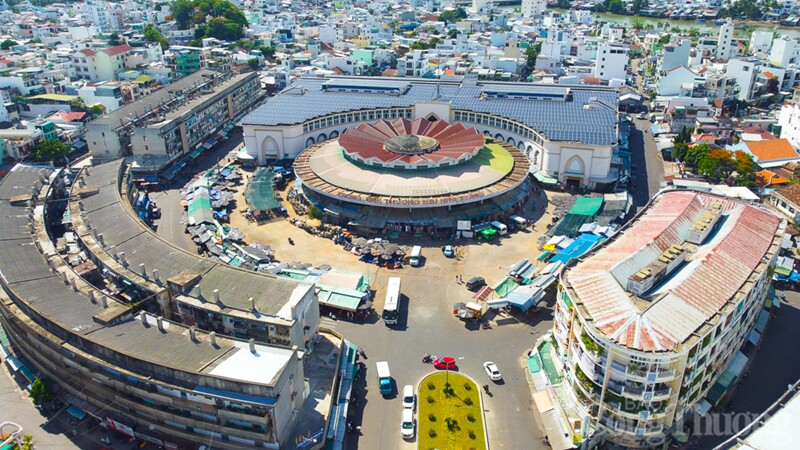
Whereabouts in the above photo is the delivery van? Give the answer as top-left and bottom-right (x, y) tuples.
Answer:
(490, 221), (508, 235)
(409, 246), (422, 266)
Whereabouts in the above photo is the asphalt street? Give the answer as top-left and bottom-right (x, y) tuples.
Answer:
(328, 254), (553, 450)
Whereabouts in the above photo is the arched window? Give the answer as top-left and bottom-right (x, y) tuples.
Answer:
(317, 133), (327, 142)
(306, 137), (315, 147)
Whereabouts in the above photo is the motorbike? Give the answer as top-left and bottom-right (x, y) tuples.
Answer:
(422, 353), (434, 363)
(288, 237), (294, 245)
(481, 321), (492, 330)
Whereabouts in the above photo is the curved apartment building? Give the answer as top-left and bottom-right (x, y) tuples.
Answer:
(0, 162), (323, 449)
(552, 190), (785, 448)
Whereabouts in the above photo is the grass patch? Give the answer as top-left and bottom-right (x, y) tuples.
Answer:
(418, 372), (486, 450)
(472, 144), (514, 172)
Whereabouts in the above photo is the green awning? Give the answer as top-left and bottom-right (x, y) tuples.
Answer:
(569, 196), (604, 216)
(532, 170), (559, 185)
(189, 147), (205, 159)
(537, 250), (551, 261)
(775, 266), (791, 276)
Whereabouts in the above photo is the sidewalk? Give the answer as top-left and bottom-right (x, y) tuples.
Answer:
(524, 338), (576, 450)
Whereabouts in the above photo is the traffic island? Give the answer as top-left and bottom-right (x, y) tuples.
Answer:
(418, 372), (487, 450)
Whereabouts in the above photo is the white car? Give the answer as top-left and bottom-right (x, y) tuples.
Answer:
(402, 384), (415, 410)
(401, 408), (415, 440)
(483, 361), (502, 381)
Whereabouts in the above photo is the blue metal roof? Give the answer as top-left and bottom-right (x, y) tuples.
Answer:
(242, 77), (619, 146)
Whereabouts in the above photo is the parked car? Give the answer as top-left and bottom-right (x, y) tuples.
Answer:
(402, 384), (415, 410)
(442, 245), (455, 257)
(434, 356), (457, 370)
(401, 408), (415, 440)
(483, 361), (502, 381)
(466, 276), (486, 291)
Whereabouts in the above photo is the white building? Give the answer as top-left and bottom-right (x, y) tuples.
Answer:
(717, 19), (735, 61)
(594, 43), (628, 82)
(521, 0), (546, 17)
(551, 190), (784, 448)
(770, 36), (799, 67)
(242, 77), (621, 189)
(726, 58), (759, 101)
(657, 66), (699, 96)
(750, 30), (774, 55)
(778, 101), (800, 149)
(661, 39), (691, 72)
(71, 45), (134, 82)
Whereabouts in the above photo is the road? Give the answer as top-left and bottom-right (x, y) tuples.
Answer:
(328, 251), (553, 450)
(629, 57), (666, 211)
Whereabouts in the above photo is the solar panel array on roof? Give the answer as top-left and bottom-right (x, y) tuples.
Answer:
(241, 77), (619, 146)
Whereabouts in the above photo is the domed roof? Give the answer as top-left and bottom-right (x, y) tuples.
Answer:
(338, 118), (485, 168)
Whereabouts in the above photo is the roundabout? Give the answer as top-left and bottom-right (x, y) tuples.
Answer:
(417, 371), (488, 450)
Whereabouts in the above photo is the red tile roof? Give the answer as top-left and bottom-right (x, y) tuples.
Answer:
(79, 48), (96, 56)
(775, 183), (800, 206)
(745, 138), (800, 162)
(101, 44), (133, 56)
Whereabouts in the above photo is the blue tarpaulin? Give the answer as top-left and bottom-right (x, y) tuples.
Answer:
(551, 234), (602, 264)
(67, 405), (86, 420)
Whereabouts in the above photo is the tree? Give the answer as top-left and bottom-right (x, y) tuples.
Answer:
(29, 378), (53, 405)
(438, 7), (467, 24)
(631, 19), (645, 30)
(767, 77), (779, 94)
(631, 0), (648, 14)
(658, 34), (672, 45)
(607, 0), (626, 14)
(684, 143), (711, 167)
(307, 205), (323, 220)
(525, 42), (542, 68)
(0, 39), (18, 50)
(108, 32), (121, 46)
(172, 0), (248, 40)
(247, 57), (259, 70)
(556, 0), (571, 8)
(673, 126), (693, 144)
(697, 149), (736, 180)
(672, 142), (689, 162)
(90, 104), (106, 116)
(33, 139), (68, 162)
(143, 25), (170, 51)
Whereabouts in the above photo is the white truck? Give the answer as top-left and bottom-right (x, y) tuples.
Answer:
(409, 245), (422, 266)
(376, 361), (392, 396)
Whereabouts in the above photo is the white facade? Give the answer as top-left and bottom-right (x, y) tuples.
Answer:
(594, 43), (628, 82)
(726, 58), (759, 101)
(657, 66), (698, 96)
(770, 37), (799, 67)
(750, 30), (774, 55)
(521, 0), (546, 17)
(77, 84), (124, 112)
(778, 101), (800, 149)
(661, 39), (691, 72)
(717, 20), (734, 61)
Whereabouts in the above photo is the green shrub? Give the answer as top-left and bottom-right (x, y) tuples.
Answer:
(469, 430), (476, 439)
(428, 413), (436, 422)
(467, 413), (476, 422)
(464, 382), (472, 391)
(426, 395), (435, 404)
(427, 381), (436, 390)
(428, 428), (437, 437)
(464, 397), (473, 405)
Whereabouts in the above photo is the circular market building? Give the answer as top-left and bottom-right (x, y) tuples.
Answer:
(293, 117), (531, 232)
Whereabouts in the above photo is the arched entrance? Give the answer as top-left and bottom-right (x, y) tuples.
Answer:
(563, 156), (585, 190)
(494, 133), (504, 142)
(507, 137), (516, 147)
(305, 137), (315, 147)
(317, 133), (328, 143)
(261, 136), (280, 160)
(329, 130), (340, 138)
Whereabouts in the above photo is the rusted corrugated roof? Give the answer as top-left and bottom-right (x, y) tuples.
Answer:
(566, 191), (782, 352)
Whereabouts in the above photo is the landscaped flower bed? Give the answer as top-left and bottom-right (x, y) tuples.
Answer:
(418, 372), (486, 450)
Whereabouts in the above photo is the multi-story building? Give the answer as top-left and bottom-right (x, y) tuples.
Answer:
(86, 70), (263, 170)
(551, 190), (784, 448)
(660, 39), (691, 72)
(726, 58), (760, 101)
(521, 0), (546, 17)
(594, 43), (628, 82)
(68, 82), (125, 112)
(770, 36), (799, 67)
(71, 45), (134, 81)
(242, 76), (621, 189)
(0, 164), (316, 449)
(717, 19), (735, 61)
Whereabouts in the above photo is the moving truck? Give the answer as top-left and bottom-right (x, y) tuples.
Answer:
(376, 361), (392, 396)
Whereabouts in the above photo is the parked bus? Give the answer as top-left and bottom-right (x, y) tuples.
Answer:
(382, 277), (401, 325)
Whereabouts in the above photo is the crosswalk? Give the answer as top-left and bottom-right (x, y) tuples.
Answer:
(319, 316), (338, 329)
